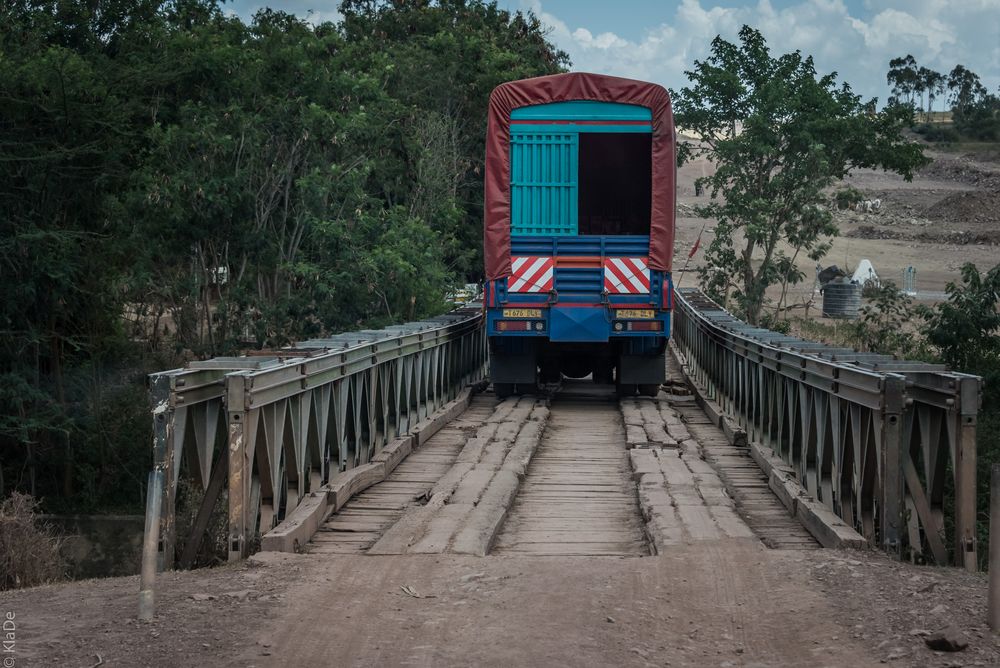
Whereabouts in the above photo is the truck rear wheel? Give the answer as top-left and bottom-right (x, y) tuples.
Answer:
(592, 361), (614, 385)
(638, 383), (661, 397)
(539, 359), (560, 384)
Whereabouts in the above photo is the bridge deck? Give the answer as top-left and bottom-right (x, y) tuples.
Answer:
(308, 397), (495, 554)
(493, 389), (648, 556)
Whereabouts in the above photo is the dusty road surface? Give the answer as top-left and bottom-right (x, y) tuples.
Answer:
(4, 539), (997, 667)
(245, 546), (875, 667)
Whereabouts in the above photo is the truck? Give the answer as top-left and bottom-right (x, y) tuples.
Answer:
(482, 72), (677, 397)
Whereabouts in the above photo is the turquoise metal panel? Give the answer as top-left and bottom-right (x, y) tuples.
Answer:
(511, 133), (578, 236)
(508, 102), (652, 235)
(511, 101), (652, 122)
(511, 124), (651, 134)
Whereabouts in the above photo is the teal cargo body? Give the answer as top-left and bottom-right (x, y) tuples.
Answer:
(509, 101), (653, 237)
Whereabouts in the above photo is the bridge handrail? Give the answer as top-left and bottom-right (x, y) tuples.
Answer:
(143, 305), (486, 571)
(672, 288), (980, 568)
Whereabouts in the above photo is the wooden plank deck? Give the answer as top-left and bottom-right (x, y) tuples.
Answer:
(492, 390), (649, 556)
(307, 396), (496, 554)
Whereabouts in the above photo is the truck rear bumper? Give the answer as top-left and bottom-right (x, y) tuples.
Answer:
(487, 305), (669, 341)
(489, 337), (666, 386)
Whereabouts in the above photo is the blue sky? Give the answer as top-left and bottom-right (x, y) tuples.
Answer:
(224, 0), (1000, 103)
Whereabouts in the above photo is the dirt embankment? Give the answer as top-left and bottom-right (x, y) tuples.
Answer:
(808, 549), (1000, 667)
(919, 150), (1000, 191)
(840, 149), (1000, 248)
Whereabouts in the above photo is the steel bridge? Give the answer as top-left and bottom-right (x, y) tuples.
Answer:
(142, 307), (486, 572)
(140, 291), (981, 579)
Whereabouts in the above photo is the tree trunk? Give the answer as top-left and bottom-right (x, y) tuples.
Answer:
(49, 321), (73, 499)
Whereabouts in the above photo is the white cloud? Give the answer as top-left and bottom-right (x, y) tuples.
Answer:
(523, 0), (1000, 102)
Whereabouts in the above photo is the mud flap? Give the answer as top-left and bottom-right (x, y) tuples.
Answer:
(617, 350), (666, 385)
(489, 348), (537, 385)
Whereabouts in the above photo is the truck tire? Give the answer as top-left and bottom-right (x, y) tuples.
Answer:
(638, 383), (660, 397)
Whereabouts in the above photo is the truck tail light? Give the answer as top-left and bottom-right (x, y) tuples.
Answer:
(619, 321), (663, 332)
(495, 320), (545, 332)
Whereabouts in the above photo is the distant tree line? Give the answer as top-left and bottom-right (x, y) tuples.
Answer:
(886, 55), (999, 140)
(0, 0), (566, 511)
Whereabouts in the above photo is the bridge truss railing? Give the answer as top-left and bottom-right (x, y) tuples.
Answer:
(673, 288), (980, 569)
(143, 306), (486, 569)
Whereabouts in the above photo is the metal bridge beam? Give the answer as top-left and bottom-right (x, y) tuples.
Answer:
(141, 307), (486, 569)
(673, 288), (981, 567)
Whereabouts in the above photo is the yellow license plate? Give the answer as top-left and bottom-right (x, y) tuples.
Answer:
(503, 308), (542, 318)
(615, 309), (656, 319)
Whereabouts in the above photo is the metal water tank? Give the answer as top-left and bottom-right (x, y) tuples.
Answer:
(822, 281), (861, 319)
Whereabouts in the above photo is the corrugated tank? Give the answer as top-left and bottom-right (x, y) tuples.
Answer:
(821, 281), (861, 319)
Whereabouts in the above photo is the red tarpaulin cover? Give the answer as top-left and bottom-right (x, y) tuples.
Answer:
(483, 72), (676, 280)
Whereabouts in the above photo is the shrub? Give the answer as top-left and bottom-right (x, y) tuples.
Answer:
(852, 281), (918, 356)
(833, 186), (863, 210)
(913, 123), (962, 143)
(0, 493), (66, 589)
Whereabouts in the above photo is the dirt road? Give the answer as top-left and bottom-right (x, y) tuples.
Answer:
(246, 546), (876, 667)
(5, 536), (996, 667)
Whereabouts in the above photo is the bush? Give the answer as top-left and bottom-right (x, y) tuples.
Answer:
(833, 186), (863, 210)
(0, 493), (66, 589)
(852, 281), (919, 357)
(913, 123), (962, 143)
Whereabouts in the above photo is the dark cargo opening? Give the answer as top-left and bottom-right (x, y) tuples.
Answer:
(577, 133), (652, 236)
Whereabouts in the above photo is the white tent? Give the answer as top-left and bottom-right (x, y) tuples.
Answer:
(851, 259), (879, 287)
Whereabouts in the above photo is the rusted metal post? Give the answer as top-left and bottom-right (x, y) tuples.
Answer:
(956, 376), (980, 570)
(989, 464), (1000, 630)
(881, 377), (906, 558)
(138, 469), (163, 621)
(227, 375), (249, 562)
(148, 374), (174, 571)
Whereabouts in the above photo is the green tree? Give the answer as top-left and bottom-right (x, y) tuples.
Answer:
(917, 66), (946, 118)
(954, 88), (1000, 141)
(0, 0), (567, 512)
(0, 0), (160, 500)
(337, 0), (569, 277)
(852, 283), (917, 356)
(923, 263), (1000, 382)
(948, 64), (987, 116)
(887, 54), (919, 108)
(673, 26), (928, 324)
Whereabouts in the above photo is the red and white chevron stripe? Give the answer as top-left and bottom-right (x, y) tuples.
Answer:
(509, 256), (554, 293)
(603, 257), (650, 294)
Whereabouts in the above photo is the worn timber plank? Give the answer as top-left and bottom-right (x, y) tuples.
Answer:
(492, 387), (649, 557)
(303, 396), (495, 554)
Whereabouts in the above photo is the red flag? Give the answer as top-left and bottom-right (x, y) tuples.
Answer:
(688, 232), (703, 259)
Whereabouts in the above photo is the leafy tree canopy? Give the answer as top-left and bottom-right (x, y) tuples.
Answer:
(0, 0), (566, 511)
(673, 26), (929, 325)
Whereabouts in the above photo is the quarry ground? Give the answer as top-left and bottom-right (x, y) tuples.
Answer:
(673, 140), (1000, 310)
